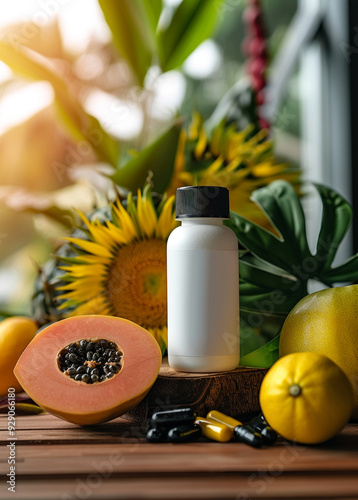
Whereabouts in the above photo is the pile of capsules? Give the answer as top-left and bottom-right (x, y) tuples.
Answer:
(146, 408), (277, 447)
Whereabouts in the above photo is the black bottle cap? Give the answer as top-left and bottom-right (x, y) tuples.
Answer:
(175, 186), (230, 219)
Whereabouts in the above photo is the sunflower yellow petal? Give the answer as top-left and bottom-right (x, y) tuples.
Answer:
(68, 254), (110, 265)
(59, 264), (106, 278)
(75, 211), (114, 248)
(57, 288), (98, 302)
(111, 202), (138, 241)
(64, 238), (112, 258)
(156, 196), (176, 240)
(194, 127), (207, 160)
(57, 276), (103, 292)
(188, 111), (202, 141)
(68, 296), (111, 316)
(137, 190), (157, 238)
(204, 155), (224, 174)
(105, 221), (130, 245)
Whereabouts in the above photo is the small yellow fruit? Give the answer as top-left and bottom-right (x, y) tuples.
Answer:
(259, 352), (353, 444)
(0, 317), (38, 397)
(279, 285), (358, 419)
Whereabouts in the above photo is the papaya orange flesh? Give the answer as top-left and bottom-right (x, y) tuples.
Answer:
(14, 315), (162, 425)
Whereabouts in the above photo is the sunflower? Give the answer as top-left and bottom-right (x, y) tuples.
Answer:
(56, 185), (177, 353)
(169, 113), (299, 229)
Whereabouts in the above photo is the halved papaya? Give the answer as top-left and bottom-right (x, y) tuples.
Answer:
(14, 315), (162, 425)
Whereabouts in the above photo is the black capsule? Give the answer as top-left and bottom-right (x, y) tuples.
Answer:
(168, 424), (202, 443)
(76, 365), (86, 373)
(69, 353), (77, 363)
(92, 353), (99, 361)
(146, 427), (167, 443)
(109, 365), (118, 373)
(81, 374), (90, 383)
(259, 413), (269, 425)
(151, 408), (196, 428)
(67, 367), (76, 376)
(91, 368), (99, 376)
(87, 342), (95, 351)
(233, 425), (264, 448)
(249, 415), (277, 445)
(91, 374), (99, 383)
(74, 374), (82, 381)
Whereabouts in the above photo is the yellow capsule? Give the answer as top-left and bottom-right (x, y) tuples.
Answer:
(195, 416), (233, 442)
(206, 410), (242, 429)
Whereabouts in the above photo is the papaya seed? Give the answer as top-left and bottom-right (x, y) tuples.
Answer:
(57, 339), (123, 384)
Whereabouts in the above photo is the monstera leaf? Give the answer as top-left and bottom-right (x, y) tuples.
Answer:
(227, 181), (358, 367)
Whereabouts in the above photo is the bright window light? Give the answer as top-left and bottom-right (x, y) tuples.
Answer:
(0, 61), (12, 83)
(85, 89), (144, 141)
(57, 0), (111, 54)
(149, 70), (187, 121)
(184, 39), (222, 80)
(0, 81), (54, 135)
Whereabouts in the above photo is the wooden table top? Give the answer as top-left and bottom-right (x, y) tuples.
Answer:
(1, 412), (358, 499)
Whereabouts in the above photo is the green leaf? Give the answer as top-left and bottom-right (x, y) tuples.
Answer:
(251, 181), (311, 265)
(99, 0), (159, 85)
(240, 335), (280, 368)
(157, 0), (223, 71)
(240, 323), (267, 358)
(227, 211), (292, 272)
(314, 183), (353, 273)
(321, 253), (358, 283)
(240, 289), (298, 318)
(240, 258), (296, 292)
(0, 42), (118, 166)
(144, 0), (163, 32)
(111, 122), (181, 193)
(0, 311), (17, 320)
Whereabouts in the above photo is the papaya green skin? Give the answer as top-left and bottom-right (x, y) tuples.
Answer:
(279, 285), (358, 420)
(14, 315), (162, 426)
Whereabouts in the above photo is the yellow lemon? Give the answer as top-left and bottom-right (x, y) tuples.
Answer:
(260, 352), (353, 444)
(279, 285), (358, 419)
(0, 317), (38, 397)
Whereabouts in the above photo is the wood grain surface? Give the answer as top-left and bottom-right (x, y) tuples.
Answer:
(1, 412), (358, 500)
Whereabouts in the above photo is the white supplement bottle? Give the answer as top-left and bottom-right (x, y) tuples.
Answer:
(167, 186), (240, 372)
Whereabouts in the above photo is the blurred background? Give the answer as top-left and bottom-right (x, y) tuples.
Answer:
(0, 0), (356, 313)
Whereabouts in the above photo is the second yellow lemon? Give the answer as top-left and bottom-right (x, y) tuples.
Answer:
(260, 352), (353, 444)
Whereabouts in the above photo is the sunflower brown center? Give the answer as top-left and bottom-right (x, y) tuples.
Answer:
(57, 339), (123, 384)
(106, 238), (167, 328)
